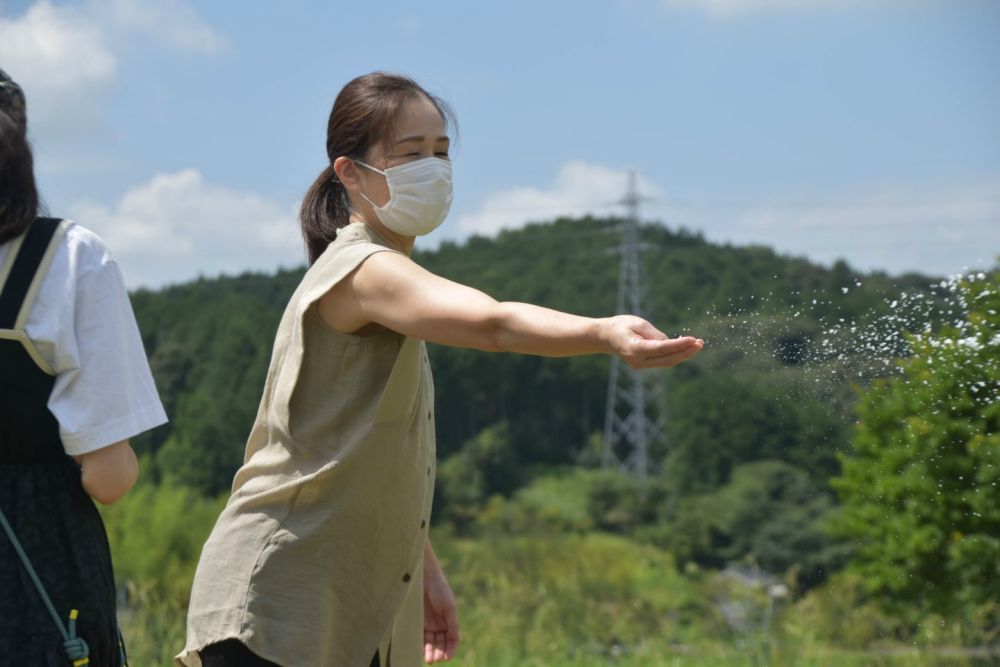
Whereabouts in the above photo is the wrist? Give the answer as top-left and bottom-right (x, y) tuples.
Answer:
(424, 540), (440, 574)
(593, 317), (616, 355)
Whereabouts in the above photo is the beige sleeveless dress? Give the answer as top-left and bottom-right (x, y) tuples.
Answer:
(177, 223), (437, 667)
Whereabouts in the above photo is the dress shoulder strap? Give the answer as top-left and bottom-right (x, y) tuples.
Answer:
(0, 218), (68, 330)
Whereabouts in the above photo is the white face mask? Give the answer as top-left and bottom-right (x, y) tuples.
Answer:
(355, 157), (453, 236)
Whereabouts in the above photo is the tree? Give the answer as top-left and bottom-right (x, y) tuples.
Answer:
(664, 374), (846, 495)
(658, 460), (844, 589)
(434, 422), (521, 533)
(831, 271), (1000, 618)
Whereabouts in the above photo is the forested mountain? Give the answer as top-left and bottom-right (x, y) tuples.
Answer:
(128, 215), (938, 586)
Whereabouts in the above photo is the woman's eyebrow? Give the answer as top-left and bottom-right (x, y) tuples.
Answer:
(394, 135), (450, 145)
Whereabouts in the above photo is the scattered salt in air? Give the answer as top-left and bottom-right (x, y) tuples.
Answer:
(694, 271), (997, 408)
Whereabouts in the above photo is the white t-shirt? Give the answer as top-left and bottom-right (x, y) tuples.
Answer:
(0, 220), (167, 455)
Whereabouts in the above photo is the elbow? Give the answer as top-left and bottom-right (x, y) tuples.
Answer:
(485, 325), (506, 353)
(477, 302), (516, 352)
(90, 471), (138, 505)
(478, 309), (509, 353)
(79, 442), (139, 505)
(86, 464), (138, 505)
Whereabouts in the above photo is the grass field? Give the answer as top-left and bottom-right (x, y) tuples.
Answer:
(112, 530), (997, 666)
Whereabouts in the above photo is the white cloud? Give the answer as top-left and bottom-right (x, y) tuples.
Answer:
(91, 0), (229, 55)
(64, 163), (1000, 289)
(461, 161), (999, 277)
(457, 161), (663, 236)
(71, 170), (303, 288)
(0, 0), (226, 136)
(0, 1), (116, 134)
(660, 180), (1000, 276)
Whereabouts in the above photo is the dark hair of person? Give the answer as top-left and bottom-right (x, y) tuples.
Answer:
(0, 72), (39, 244)
(299, 72), (456, 264)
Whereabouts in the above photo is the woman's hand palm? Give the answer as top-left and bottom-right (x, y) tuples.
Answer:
(609, 315), (703, 369)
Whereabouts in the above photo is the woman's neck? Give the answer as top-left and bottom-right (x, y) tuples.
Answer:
(348, 214), (414, 256)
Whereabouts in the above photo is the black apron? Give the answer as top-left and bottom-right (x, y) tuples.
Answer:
(0, 218), (123, 666)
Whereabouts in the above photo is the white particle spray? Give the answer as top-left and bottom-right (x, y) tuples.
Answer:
(683, 272), (999, 409)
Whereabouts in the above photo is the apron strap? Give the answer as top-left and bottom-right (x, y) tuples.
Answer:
(0, 217), (66, 330)
(0, 504), (91, 665)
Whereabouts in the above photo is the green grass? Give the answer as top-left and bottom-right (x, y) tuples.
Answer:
(101, 482), (998, 666)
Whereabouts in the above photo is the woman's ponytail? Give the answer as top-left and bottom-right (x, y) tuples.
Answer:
(299, 164), (350, 264)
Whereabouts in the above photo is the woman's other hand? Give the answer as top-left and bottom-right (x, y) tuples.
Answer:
(423, 541), (460, 663)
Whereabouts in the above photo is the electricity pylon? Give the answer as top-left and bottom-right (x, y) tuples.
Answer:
(601, 171), (667, 479)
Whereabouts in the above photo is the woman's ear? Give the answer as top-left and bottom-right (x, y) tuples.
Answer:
(333, 156), (362, 194)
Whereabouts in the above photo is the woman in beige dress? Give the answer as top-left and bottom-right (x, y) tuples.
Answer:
(177, 72), (703, 667)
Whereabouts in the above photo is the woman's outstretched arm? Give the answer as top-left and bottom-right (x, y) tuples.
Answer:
(319, 250), (703, 368)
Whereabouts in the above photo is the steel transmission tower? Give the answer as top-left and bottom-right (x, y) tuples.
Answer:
(601, 171), (668, 478)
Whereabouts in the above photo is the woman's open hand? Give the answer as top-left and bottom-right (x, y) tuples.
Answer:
(601, 315), (704, 369)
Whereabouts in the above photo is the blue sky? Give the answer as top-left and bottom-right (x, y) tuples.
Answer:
(2, 0), (998, 287)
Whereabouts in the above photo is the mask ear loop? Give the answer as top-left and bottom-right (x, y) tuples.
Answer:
(347, 159), (389, 217)
(355, 160), (387, 176)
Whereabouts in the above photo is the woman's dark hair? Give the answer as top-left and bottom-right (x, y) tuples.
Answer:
(299, 72), (455, 263)
(0, 69), (38, 244)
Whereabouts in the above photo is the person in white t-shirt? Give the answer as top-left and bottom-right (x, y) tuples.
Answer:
(0, 67), (167, 666)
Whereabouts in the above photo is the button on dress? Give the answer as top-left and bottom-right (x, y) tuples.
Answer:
(178, 223), (437, 667)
